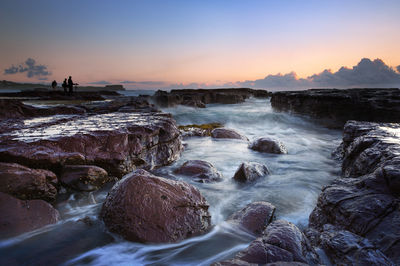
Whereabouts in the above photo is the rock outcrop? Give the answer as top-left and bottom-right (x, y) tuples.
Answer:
(214, 220), (319, 265)
(60, 165), (110, 191)
(0, 162), (58, 201)
(100, 169), (211, 243)
(227, 202), (276, 235)
(0, 192), (60, 239)
(179, 123), (223, 138)
(174, 160), (223, 183)
(249, 137), (287, 154)
(0, 112), (182, 178)
(270, 88), (400, 128)
(233, 162), (270, 183)
(152, 88), (270, 108)
(211, 128), (249, 141)
(307, 120), (400, 265)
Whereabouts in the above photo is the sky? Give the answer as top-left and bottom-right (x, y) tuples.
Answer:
(1, 0), (400, 90)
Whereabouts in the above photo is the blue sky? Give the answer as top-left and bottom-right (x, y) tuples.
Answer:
(1, 0), (400, 89)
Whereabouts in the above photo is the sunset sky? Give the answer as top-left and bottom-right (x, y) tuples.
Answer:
(1, 0), (400, 89)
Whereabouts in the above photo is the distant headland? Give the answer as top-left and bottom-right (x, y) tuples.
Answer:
(0, 80), (125, 92)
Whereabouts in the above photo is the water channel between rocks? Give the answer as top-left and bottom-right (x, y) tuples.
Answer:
(0, 98), (342, 265)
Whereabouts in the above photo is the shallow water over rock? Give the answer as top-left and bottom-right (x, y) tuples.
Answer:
(0, 98), (341, 265)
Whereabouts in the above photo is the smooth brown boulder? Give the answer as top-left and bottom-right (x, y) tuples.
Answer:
(100, 169), (211, 243)
(174, 160), (223, 183)
(211, 128), (249, 141)
(233, 162), (270, 183)
(0, 162), (58, 201)
(249, 137), (287, 154)
(228, 201), (275, 235)
(0, 192), (60, 239)
(60, 165), (110, 191)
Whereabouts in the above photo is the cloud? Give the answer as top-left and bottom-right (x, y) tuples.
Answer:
(235, 58), (400, 89)
(88, 80), (112, 85)
(4, 58), (51, 79)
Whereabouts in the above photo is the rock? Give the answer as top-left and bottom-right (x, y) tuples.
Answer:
(227, 201), (275, 235)
(308, 121), (400, 265)
(178, 123), (223, 138)
(249, 137), (287, 154)
(214, 220), (319, 265)
(152, 88), (270, 108)
(100, 169), (211, 243)
(0, 99), (85, 120)
(0, 192), (60, 239)
(60, 165), (110, 191)
(211, 258), (257, 265)
(0, 112), (182, 178)
(270, 88), (400, 128)
(0, 162), (58, 201)
(233, 162), (270, 183)
(211, 128), (249, 141)
(319, 226), (393, 265)
(174, 160), (223, 183)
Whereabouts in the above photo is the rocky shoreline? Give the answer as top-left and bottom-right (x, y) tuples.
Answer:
(0, 88), (399, 265)
(271, 88), (400, 128)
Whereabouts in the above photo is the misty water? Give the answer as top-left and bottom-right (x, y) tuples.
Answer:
(0, 98), (342, 265)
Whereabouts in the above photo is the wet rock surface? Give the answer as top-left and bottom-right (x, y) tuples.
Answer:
(211, 128), (249, 141)
(174, 160), (223, 183)
(308, 120), (400, 265)
(60, 165), (110, 191)
(152, 88), (270, 108)
(0, 192), (60, 239)
(233, 162), (270, 183)
(0, 162), (58, 201)
(227, 201), (276, 235)
(271, 88), (400, 128)
(249, 137), (287, 154)
(0, 109), (182, 178)
(100, 169), (211, 243)
(178, 123), (223, 138)
(215, 220), (319, 265)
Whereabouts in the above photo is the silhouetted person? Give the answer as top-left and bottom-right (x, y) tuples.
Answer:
(68, 76), (78, 94)
(51, 80), (57, 91)
(62, 79), (68, 93)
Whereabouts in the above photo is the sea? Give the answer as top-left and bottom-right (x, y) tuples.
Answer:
(0, 96), (341, 265)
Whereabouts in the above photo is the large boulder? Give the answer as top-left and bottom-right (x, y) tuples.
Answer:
(100, 169), (211, 243)
(211, 128), (249, 141)
(0, 192), (60, 239)
(174, 160), (223, 183)
(233, 162), (270, 183)
(249, 137), (287, 154)
(0, 162), (58, 201)
(227, 201), (275, 235)
(60, 165), (110, 191)
(214, 220), (319, 265)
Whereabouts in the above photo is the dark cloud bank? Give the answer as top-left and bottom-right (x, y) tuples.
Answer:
(4, 58), (51, 80)
(237, 58), (400, 90)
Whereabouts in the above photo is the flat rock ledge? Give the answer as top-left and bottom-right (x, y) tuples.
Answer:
(270, 88), (400, 128)
(307, 120), (400, 265)
(100, 169), (211, 243)
(152, 88), (270, 108)
(0, 108), (183, 178)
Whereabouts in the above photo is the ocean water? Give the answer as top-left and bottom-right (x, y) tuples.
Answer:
(0, 98), (341, 265)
